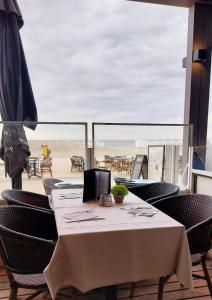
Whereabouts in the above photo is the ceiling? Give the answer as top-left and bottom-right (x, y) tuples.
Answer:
(129, 0), (212, 8)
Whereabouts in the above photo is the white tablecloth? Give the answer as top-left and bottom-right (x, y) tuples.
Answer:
(44, 189), (192, 299)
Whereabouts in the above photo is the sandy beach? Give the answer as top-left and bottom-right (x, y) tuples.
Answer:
(0, 140), (183, 197)
(0, 140), (148, 197)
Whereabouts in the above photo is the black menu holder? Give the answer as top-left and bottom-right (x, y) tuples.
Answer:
(83, 169), (111, 202)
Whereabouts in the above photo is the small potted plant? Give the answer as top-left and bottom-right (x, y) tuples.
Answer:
(111, 184), (128, 204)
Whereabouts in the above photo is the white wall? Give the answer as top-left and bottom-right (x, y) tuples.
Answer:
(206, 144), (212, 171)
(196, 176), (212, 195)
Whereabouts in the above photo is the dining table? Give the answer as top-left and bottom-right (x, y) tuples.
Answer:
(44, 189), (193, 299)
(54, 179), (84, 189)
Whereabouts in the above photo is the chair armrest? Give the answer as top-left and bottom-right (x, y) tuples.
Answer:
(187, 217), (212, 255)
(1, 227), (56, 274)
(0, 206), (57, 241)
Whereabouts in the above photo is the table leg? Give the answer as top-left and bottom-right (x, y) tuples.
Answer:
(105, 285), (117, 300)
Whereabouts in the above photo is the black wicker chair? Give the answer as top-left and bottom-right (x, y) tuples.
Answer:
(153, 194), (212, 298)
(42, 177), (63, 195)
(1, 189), (52, 213)
(0, 205), (57, 299)
(128, 182), (180, 204)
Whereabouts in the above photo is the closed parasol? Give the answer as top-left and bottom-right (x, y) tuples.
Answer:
(0, 0), (37, 188)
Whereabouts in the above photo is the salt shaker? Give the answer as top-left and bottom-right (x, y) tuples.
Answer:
(99, 193), (113, 207)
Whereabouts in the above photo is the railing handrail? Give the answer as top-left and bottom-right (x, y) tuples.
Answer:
(0, 120), (193, 127)
(92, 122), (193, 127)
(92, 122), (193, 148)
(0, 121), (89, 162)
(0, 121), (87, 125)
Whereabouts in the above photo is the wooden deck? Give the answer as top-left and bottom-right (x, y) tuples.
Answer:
(1, 261), (212, 300)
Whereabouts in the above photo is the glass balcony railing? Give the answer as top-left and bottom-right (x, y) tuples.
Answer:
(0, 121), (88, 195)
(92, 123), (193, 190)
(0, 121), (193, 197)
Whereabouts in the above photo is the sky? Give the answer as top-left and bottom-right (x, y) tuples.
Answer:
(18, 0), (189, 124)
(17, 0), (212, 142)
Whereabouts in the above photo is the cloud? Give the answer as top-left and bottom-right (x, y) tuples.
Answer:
(18, 0), (190, 130)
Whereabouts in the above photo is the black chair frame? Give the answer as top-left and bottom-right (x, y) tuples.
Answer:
(1, 189), (52, 213)
(0, 205), (57, 299)
(129, 182), (180, 204)
(153, 194), (212, 298)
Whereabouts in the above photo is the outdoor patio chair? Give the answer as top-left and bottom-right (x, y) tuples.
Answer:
(128, 182), (179, 204)
(40, 158), (53, 177)
(26, 157), (40, 179)
(0, 205), (57, 299)
(153, 194), (212, 298)
(1, 189), (52, 213)
(70, 155), (84, 172)
(104, 155), (113, 169)
(43, 177), (63, 195)
(111, 156), (125, 172)
(121, 156), (134, 175)
(114, 155), (148, 187)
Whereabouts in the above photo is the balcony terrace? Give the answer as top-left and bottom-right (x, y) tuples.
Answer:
(1, 0), (212, 299)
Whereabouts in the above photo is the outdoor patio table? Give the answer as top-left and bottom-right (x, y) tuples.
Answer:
(54, 179), (84, 189)
(44, 189), (193, 299)
(28, 157), (40, 178)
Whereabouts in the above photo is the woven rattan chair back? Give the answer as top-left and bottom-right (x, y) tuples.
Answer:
(154, 194), (212, 254)
(129, 182), (179, 204)
(0, 205), (57, 299)
(1, 189), (52, 212)
(70, 156), (84, 172)
(40, 158), (53, 177)
(131, 193), (212, 299)
(0, 205), (56, 273)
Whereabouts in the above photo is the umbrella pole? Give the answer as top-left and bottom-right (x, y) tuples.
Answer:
(12, 174), (22, 190)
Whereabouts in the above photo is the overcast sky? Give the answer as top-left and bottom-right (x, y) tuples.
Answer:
(18, 0), (190, 125)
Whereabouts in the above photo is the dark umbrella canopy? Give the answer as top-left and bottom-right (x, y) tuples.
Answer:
(0, 0), (37, 187)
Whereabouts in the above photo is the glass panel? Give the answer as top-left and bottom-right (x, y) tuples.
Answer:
(0, 122), (87, 195)
(148, 146), (165, 181)
(93, 124), (192, 190)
